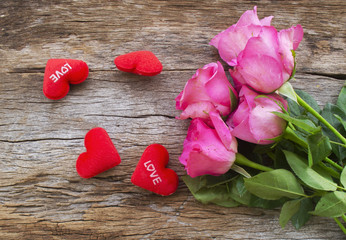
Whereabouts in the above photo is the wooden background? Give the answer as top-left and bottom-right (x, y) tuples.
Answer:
(0, 0), (345, 239)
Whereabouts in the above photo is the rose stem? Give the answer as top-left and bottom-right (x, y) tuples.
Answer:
(296, 93), (346, 145)
(235, 153), (273, 172)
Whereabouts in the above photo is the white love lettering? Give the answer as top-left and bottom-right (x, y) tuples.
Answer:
(49, 63), (72, 83)
(61, 66), (69, 74)
(55, 70), (63, 78)
(150, 171), (158, 178)
(153, 177), (162, 185)
(143, 160), (162, 185)
(49, 74), (58, 82)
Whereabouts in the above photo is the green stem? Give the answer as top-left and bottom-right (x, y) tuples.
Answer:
(330, 140), (346, 148)
(325, 157), (344, 171)
(235, 153), (273, 172)
(337, 185), (346, 191)
(334, 217), (346, 235)
(342, 214), (346, 223)
(296, 93), (346, 145)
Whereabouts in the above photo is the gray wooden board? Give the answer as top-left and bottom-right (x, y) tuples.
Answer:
(0, 0), (345, 239)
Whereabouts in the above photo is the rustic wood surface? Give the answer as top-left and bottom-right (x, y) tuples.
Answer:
(0, 0), (345, 239)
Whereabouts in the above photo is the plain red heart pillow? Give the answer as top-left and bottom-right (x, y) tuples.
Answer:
(76, 128), (121, 178)
(114, 51), (163, 76)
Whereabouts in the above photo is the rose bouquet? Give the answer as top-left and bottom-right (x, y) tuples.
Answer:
(175, 7), (346, 233)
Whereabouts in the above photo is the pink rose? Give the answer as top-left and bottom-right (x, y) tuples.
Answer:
(179, 116), (237, 178)
(226, 86), (288, 145)
(229, 25), (303, 93)
(175, 61), (237, 120)
(210, 6), (273, 66)
(210, 7), (303, 93)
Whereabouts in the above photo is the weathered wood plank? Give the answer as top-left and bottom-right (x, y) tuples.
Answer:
(1, 71), (344, 238)
(0, 0), (345, 74)
(0, 0), (345, 239)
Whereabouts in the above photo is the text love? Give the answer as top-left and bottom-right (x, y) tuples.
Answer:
(143, 160), (162, 185)
(50, 63), (72, 83)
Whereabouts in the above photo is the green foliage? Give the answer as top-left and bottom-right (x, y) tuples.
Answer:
(321, 103), (346, 162)
(229, 176), (288, 209)
(307, 131), (332, 166)
(341, 168), (346, 188)
(272, 112), (320, 134)
(244, 169), (305, 200)
(295, 89), (321, 113)
(182, 86), (346, 233)
(279, 199), (301, 228)
(290, 198), (314, 230)
(310, 191), (346, 218)
(284, 150), (337, 191)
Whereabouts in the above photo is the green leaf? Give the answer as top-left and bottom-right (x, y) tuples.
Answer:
(279, 199), (301, 228)
(204, 171), (237, 188)
(296, 89), (321, 113)
(310, 191), (346, 218)
(182, 175), (207, 193)
(244, 169), (306, 200)
(230, 87), (238, 112)
(307, 131), (332, 166)
(287, 96), (303, 118)
(182, 175), (240, 207)
(286, 89), (321, 125)
(278, 82), (297, 103)
(283, 150), (337, 191)
(273, 112), (320, 134)
(341, 168), (346, 188)
(337, 84), (346, 113)
(321, 103), (346, 161)
(312, 164), (334, 182)
(229, 177), (287, 209)
(283, 127), (308, 149)
(229, 177), (252, 206)
(192, 185), (240, 207)
(290, 198), (314, 230)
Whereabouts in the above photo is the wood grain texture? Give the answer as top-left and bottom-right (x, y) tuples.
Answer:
(0, 0), (345, 239)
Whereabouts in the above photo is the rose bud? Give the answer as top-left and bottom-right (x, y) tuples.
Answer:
(210, 6), (303, 93)
(175, 61), (237, 121)
(227, 86), (288, 144)
(179, 117), (237, 178)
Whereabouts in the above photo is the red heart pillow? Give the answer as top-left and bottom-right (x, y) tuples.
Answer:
(131, 144), (179, 196)
(114, 51), (163, 76)
(43, 59), (89, 100)
(76, 128), (121, 178)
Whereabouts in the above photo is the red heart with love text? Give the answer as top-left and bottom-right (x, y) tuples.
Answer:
(43, 59), (89, 100)
(131, 144), (179, 196)
(76, 127), (121, 178)
(114, 51), (163, 76)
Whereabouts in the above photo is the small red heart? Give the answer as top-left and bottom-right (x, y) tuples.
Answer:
(43, 59), (89, 100)
(76, 128), (121, 178)
(131, 144), (179, 196)
(114, 51), (163, 76)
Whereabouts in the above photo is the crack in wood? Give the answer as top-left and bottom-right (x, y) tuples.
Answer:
(0, 137), (84, 143)
(302, 71), (346, 80)
(84, 113), (175, 119)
